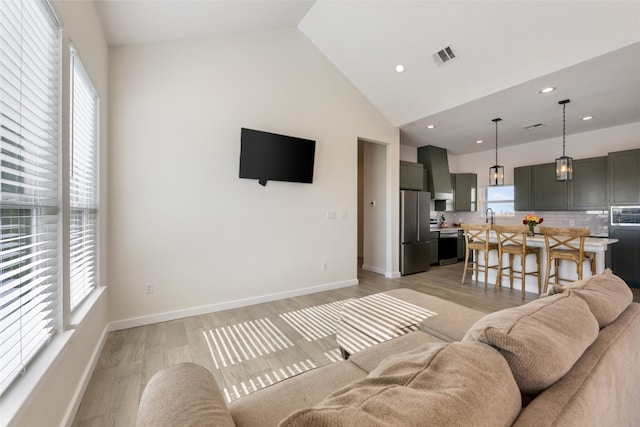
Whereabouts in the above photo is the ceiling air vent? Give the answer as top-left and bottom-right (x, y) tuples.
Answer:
(523, 123), (545, 130)
(433, 45), (457, 65)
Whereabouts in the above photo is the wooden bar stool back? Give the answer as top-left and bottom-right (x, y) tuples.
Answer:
(492, 225), (542, 300)
(539, 226), (597, 293)
(461, 224), (499, 290)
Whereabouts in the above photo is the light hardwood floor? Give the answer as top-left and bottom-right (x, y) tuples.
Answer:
(72, 263), (639, 426)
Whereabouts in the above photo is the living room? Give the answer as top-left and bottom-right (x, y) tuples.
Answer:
(1, 1), (639, 426)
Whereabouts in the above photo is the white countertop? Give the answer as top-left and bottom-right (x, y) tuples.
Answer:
(489, 233), (618, 251)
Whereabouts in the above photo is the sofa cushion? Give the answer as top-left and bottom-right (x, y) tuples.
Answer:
(279, 342), (521, 427)
(348, 330), (446, 373)
(136, 363), (235, 427)
(230, 360), (367, 427)
(462, 292), (599, 393)
(548, 268), (633, 327)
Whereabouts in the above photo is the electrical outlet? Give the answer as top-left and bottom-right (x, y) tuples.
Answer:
(569, 220), (575, 226)
(145, 282), (154, 294)
(321, 261), (328, 271)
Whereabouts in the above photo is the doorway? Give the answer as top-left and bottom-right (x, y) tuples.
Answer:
(357, 139), (388, 275)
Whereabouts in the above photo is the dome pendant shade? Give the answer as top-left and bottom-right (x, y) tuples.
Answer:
(489, 118), (503, 186)
(555, 99), (573, 181)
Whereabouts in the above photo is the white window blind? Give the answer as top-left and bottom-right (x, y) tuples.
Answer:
(0, 0), (61, 395)
(69, 48), (98, 311)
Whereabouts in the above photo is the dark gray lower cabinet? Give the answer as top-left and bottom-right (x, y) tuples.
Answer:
(429, 231), (439, 265)
(609, 227), (640, 288)
(457, 230), (465, 261)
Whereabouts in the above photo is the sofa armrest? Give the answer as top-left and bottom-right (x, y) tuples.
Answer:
(136, 362), (235, 427)
(419, 305), (486, 341)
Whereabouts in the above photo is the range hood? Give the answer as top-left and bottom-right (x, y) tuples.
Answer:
(417, 145), (453, 200)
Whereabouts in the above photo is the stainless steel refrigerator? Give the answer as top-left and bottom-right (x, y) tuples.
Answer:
(400, 190), (431, 275)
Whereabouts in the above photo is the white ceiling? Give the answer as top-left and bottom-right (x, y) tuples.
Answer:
(94, 0), (640, 155)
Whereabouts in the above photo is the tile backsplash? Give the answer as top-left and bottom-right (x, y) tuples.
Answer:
(441, 210), (610, 237)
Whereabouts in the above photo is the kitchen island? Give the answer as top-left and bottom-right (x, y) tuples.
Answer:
(473, 233), (618, 295)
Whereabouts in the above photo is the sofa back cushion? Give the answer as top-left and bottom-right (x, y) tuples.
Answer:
(279, 342), (521, 427)
(462, 292), (599, 393)
(548, 268), (633, 327)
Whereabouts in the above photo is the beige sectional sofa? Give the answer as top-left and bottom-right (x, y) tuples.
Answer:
(136, 269), (640, 426)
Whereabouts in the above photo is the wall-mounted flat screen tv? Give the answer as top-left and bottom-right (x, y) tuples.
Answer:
(239, 128), (316, 186)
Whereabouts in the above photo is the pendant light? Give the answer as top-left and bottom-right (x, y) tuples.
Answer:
(489, 118), (504, 186)
(555, 99), (573, 181)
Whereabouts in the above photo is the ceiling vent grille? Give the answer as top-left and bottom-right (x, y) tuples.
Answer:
(523, 123), (545, 130)
(433, 45), (457, 65)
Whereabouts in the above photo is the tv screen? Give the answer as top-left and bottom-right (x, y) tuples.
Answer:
(239, 128), (316, 186)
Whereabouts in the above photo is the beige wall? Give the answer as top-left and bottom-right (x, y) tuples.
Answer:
(4, 1), (111, 426)
(107, 28), (399, 325)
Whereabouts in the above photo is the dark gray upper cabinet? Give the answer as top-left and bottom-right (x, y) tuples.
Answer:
(609, 149), (640, 205)
(533, 163), (567, 210)
(569, 156), (607, 209)
(454, 173), (477, 211)
(515, 156), (610, 211)
(514, 166), (533, 211)
(400, 161), (424, 191)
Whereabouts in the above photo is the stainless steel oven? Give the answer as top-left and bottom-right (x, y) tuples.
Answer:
(438, 229), (459, 266)
(610, 206), (640, 226)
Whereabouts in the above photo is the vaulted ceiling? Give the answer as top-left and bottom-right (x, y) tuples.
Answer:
(95, 1), (640, 155)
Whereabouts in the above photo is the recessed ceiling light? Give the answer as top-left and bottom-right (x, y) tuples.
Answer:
(582, 116), (593, 121)
(395, 64), (405, 73)
(426, 124), (435, 129)
(476, 140), (483, 144)
(539, 87), (556, 94)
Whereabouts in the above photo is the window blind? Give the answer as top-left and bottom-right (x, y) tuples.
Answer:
(0, 0), (61, 395)
(69, 48), (98, 311)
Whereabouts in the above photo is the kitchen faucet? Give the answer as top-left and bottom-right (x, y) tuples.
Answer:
(485, 207), (495, 226)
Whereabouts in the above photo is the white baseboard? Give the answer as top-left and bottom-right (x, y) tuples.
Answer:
(109, 278), (359, 331)
(362, 264), (386, 275)
(386, 271), (401, 278)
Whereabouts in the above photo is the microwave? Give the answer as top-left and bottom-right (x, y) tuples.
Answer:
(610, 206), (640, 226)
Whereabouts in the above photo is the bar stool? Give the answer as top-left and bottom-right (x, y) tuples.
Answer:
(461, 224), (499, 290)
(493, 225), (542, 300)
(539, 226), (597, 293)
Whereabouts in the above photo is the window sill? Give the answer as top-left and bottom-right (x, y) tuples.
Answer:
(0, 286), (106, 425)
(70, 285), (107, 328)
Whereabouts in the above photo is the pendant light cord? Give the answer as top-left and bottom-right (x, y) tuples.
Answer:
(492, 117), (501, 165)
(559, 99), (570, 157)
(495, 120), (498, 164)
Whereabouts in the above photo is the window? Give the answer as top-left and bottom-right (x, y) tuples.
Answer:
(69, 48), (99, 311)
(484, 185), (515, 216)
(0, 0), (61, 395)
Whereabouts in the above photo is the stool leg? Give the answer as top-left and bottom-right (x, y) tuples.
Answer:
(520, 253), (526, 300)
(461, 247), (470, 285)
(495, 249), (502, 292)
(509, 254), (514, 289)
(544, 256), (552, 293)
(535, 252), (541, 295)
(577, 257), (583, 280)
(483, 249), (489, 290)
